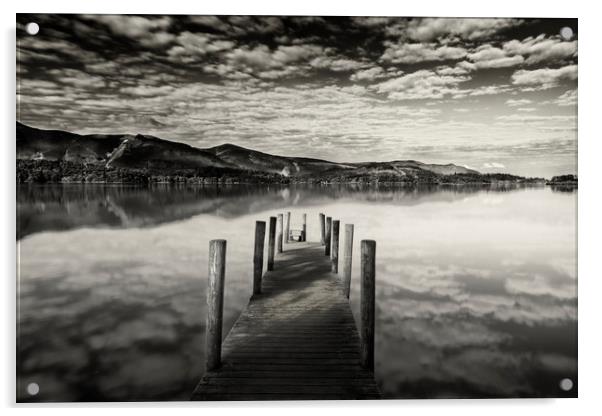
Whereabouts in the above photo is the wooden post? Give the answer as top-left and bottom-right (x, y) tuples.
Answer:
(302, 213), (307, 242)
(360, 240), (376, 372)
(285, 212), (291, 243)
(319, 213), (326, 245)
(277, 213), (283, 253)
(253, 221), (266, 295)
(331, 220), (340, 273)
(267, 216), (276, 271)
(325, 217), (332, 256)
(206, 239), (226, 371)
(343, 224), (354, 299)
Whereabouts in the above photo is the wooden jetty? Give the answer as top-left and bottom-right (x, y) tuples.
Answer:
(192, 213), (381, 401)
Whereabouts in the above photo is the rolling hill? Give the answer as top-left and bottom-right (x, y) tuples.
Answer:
(16, 121), (484, 184)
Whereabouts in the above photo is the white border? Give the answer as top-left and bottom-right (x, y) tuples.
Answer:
(2, 1), (601, 415)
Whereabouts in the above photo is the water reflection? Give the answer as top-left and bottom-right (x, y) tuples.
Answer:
(18, 183), (542, 239)
(17, 184), (577, 401)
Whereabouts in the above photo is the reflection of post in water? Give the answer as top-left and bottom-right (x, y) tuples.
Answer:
(319, 213), (326, 245)
(195, 220), (380, 400)
(285, 212), (291, 243)
(343, 224), (354, 299)
(277, 213), (284, 253)
(325, 216), (332, 256)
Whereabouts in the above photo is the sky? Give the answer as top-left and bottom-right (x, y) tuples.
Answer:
(16, 15), (577, 177)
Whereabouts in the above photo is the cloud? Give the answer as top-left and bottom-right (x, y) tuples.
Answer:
(16, 14), (578, 176)
(454, 85), (512, 98)
(511, 65), (577, 89)
(435, 65), (471, 76)
(404, 18), (522, 41)
(503, 35), (577, 65)
(554, 89), (577, 106)
(381, 42), (467, 64)
(467, 46), (525, 68)
(496, 114), (576, 123)
(482, 162), (506, 169)
(351, 17), (399, 28)
(121, 85), (175, 97)
(17, 37), (98, 62)
(506, 98), (532, 107)
(272, 45), (326, 64)
(371, 69), (470, 100)
(50, 68), (106, 89)
(224, 44), (325, 73)
(350, 66), (387, 81)
(188, 15), (230, 31)
(84, 15), (174, 47)
(309, 56), (367, 72)
(460, 35), (577, 71)
(167, 32), (235, 62)
(228, 16), (284, 35)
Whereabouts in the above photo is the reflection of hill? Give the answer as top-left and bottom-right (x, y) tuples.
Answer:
(17, 184), (533, 239)
(550, 184), (577, 193)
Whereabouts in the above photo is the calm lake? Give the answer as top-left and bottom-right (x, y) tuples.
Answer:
(16, 184), (577, 401)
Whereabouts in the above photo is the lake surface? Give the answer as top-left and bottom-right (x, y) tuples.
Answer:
(16, 184), (577, 401)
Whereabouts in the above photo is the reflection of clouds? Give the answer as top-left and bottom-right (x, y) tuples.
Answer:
(538, 353), (577, 373)
(504, 262), (577, 300)
(18, 186), (577, 400)
(390, 318), (511, 350)
(347, 188), (576, 398)
(96, 350), (199, 400)
(88, 313), (179, 350)
(18, 215), (256, 401)
(375, 251), (576, 327)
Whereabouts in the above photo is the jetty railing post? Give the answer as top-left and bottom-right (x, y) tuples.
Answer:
(331, 220), (340, 273)
(319, 213), (326, 245)
(206, 239), (226, 371)
(253, 221), (266, 295)
(360, 240), (376, 372)
(277, 213), (283, 253)
(285, 212), (291, 243)
(267, 216), (276, 271)
(325, 217), (332, 256)
(302, 213), (307, 242)
(343, 224), (354, 299)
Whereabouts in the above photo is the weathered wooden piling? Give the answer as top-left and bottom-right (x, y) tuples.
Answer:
(319, 213), (326, 245)
(343, 224), (354, 299)
(285, 212), (291, 243)
(206, 239), (226, 371)
(267, 216), (276, 271)
(325, 217), (332, 256)
(277, 214), (283, 253)
(302, 213), (307, 242)
(253, 221), (266, 295)
(331, 220), (340, 273)
(360, 240), (376, 372)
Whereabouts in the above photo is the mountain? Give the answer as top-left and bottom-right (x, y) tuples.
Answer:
(206, 143), (350, 177)
(17, 122), (232, 170)
(16, 121), (493, 184)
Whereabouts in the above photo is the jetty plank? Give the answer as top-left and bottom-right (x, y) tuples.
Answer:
(192, 242), (381, 401)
